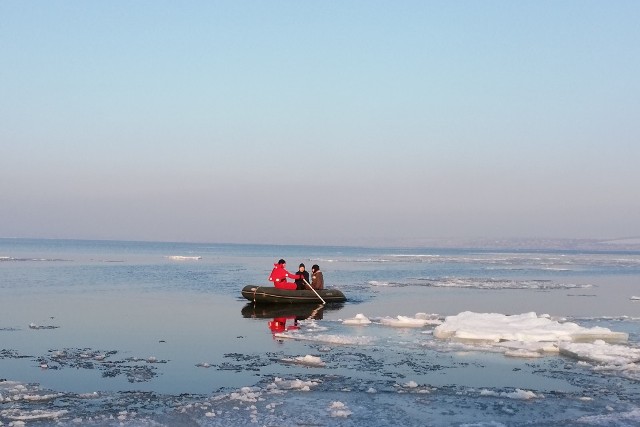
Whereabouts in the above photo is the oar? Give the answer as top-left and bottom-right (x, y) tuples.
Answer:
(303, 278), (326, 305)
(307, 304), (324, 320)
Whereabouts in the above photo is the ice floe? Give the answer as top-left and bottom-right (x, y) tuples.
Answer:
(328, 401), (352, 418)
(269, 377), (320, 392)
(414, 277), (592, 290)
(559, 340), (640, 365)
(394, 381), (434, 394)
(28, 322), (59, 330)
(577, 408), (640, 425)
(368, 277), (593, 290)
(380, 315), (435, 328)
(274, 332), (376, 346)
(342, 313), (441, 328)
(433, 312), (628, 344)
(479, 388), (541, 400)
(430, 311), (640, 380)
(281, 355), (326, 367)
(166, 255), (202, 261)
(342, 313), (372, 325)
(0, 409), (69, 421)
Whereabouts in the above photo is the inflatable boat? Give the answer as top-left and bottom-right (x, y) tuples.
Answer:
(241, 285), (347, 304)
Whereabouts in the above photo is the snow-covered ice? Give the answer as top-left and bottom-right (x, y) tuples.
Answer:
(434, 311), (628, 344)
(281, 355), (326, 367)
(342, 313), (372, 325)
(379, 315), (434, 328)
(166, 255), (202, 261)
(559, 340), (640, 365)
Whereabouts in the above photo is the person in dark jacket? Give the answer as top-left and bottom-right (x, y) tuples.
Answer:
(311, 264), (324, 290)
(295, 263), (310, 290)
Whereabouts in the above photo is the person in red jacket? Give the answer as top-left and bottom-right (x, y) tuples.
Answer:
(268, 259), (301, 290)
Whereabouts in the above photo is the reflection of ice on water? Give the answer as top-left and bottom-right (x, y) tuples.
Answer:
(3, 311), (640, 425)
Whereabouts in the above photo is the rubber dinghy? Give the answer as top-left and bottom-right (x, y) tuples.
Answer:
(241, 285), (347, 304)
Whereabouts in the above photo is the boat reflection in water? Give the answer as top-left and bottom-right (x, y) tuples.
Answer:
(241, 303), (344, 334)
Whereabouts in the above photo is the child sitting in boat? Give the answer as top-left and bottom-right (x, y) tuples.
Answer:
(268, 259), (302, 290)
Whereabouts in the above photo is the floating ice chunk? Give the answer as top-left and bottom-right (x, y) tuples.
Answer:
(415, 277), (591, 290)
(380, 315), (431, 328)
(167, 255), (202, 261)
(434, 312), (628, 344)
(21, 393), (63, 402)
(1, 409), (69, 421)
(368, 281), (390, 286)
(479, 389), (540, 400)
(77, 392), (99, 399)
(495, 340), (559, 357)
(559, 340), (640, 365)
(196, 363), (211, 368)
(504, 349), (544, 358)
(271, 377), (319, 392)
(281, 355), (325, 367)
(415, 313), (443, 325)
(631, 296), (640, 301)
(300, 319), (328, 331)
(28, 323), (59, 330)
(274, 332), (375, 346)
(577, 408), (640, 424)
(328, 401), (352, 418)
(343, 314), (371, 325)
(229, 387), (262, 403)
(502, 389), (540, 400)
(396, 381), (431, 394)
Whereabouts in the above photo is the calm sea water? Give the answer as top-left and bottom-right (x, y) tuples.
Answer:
(1, 238), (640, 426)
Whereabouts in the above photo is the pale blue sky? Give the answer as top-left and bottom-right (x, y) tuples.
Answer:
(1, 1), (639, 245)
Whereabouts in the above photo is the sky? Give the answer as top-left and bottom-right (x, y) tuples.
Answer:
(1, 1), (639, 246)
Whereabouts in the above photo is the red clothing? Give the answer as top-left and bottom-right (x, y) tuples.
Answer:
(268, 263), (300, 290)
(268, 317), (287, 333)
(268, 316), (299, 333)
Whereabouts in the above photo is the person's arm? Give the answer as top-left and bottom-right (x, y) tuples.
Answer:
(285, 269), (302, 280)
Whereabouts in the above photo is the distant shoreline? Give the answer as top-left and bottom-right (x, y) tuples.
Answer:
(2, 236), (640, 252)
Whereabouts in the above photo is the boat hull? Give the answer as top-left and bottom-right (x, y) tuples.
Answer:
(241, 285), (346, 304)
(241, 303), (329, 319)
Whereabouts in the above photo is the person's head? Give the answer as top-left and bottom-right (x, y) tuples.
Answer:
(311, 264), (320, 273)
(278, 259), (286, 266)
(298, 263), (305, 272)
